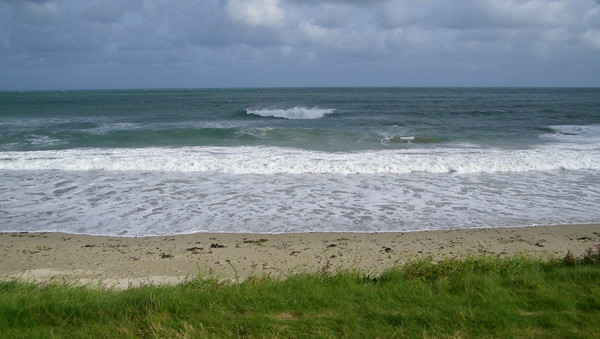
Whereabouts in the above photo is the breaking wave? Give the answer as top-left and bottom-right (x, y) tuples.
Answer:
(246, 106), (335, 119)
(2, 144), (599, 174)
(540, 124), (600, 143)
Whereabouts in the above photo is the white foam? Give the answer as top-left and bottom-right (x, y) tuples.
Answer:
(238, 127), (273, 139)
(1, 169), (599, 236)
(247, 106), (334, 119)
(375, 125), (414, 146)
(25, 135), (64, 146)
(1, 144), (599, 174)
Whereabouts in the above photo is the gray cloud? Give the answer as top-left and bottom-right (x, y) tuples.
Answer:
(1, 0), (599, 89)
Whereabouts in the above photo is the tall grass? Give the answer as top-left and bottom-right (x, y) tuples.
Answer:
(1, 251), (599, 338)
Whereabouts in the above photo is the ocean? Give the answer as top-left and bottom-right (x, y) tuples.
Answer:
(1, 87), (599, 236)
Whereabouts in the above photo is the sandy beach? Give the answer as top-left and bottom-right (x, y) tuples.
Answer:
(1, 225), (598, 289)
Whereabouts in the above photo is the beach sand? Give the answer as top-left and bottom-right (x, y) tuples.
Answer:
(1, 225), (598, 289)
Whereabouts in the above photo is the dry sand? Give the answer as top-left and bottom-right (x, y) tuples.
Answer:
(1, 225), (598, 289)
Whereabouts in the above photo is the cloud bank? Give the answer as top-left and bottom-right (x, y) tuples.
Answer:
(1, 0), (599, 89)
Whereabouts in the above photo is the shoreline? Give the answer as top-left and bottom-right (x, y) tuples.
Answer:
(1, 224), (598, 289)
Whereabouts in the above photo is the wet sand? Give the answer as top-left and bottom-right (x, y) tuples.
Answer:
(1, 225), (598, 289)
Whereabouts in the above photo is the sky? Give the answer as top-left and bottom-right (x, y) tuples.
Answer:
(1, 0), (600, 90)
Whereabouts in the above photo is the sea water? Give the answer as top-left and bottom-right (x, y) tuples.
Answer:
(1, 88), (599, 236)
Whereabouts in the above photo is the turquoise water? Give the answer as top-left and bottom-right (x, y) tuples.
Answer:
(2, 87), (599, 152)
(1, 88), (599, 235)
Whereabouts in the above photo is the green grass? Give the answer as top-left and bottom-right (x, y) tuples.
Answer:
(1, 252), (599, 338)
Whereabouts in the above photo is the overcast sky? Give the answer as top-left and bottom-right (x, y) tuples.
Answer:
(1, 0), (599, 90)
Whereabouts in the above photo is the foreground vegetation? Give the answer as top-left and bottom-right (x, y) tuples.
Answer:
(1, 250), (599, 338)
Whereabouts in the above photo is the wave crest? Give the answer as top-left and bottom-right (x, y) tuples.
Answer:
(2, 144), (599, 174)
(247, 106), (334, 119)
(540, 125), (600, 143)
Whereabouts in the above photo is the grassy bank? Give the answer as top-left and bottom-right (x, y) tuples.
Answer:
(1, 252), (599, 338)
